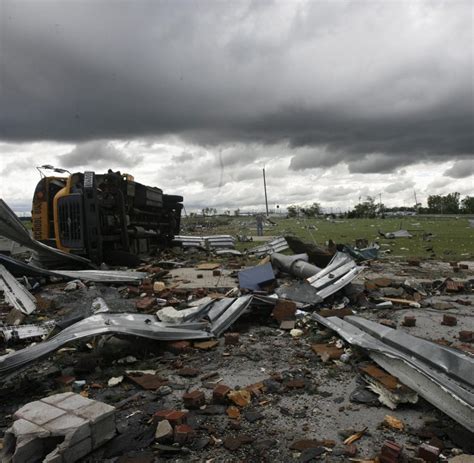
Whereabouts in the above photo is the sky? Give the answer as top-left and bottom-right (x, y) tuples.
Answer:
(0, 0), (472, 214)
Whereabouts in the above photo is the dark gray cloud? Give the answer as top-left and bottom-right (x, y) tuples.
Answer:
(443, 160), (474, 179)
(59, 140), (142, 168)
(0, 0), (472, 175)
(171, 151), (194, 163)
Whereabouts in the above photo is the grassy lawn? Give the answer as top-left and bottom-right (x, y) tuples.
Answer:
(183, 215), (474, 261)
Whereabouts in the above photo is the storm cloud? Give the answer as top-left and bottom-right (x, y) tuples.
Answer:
(0, 0), (472, 214)
(0, 0), (472, 175)
(59, 140), (143, 168)
(443, 160), (474, 179)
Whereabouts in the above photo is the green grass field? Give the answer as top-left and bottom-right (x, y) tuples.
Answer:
(183, 215), (474, 261)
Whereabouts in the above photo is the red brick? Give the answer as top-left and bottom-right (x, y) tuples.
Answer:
(166, 410), (188, 426)
(54, 375), (75, 386)
(380, 440), (402, 463)
(365, 281), (377, 291)
(459, 330), (473, 343)
(182, 390), (206, 409)
(272, 299), (297, 322)
(213, 384), (231, 403)
(166, 340), (192, 354)
(139, 278), (153, 293)
(135, 296), (156, 312)
(178, 367), (200, 377)
(402, 315), (416, 327)
(224, 332), (240, 345)
(174, 424), (195, 445)
(153, 409), (188, 426)
(344, 444), (358, 457)
(441, 314), (457, 326)
(372, 277), (393, 287)
(127, 286), (140, 296)
(153, 409), (174, 423)
(417, 443), (440, 462)
(286, 379), (306, 389)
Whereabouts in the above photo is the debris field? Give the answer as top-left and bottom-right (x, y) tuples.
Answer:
(0, 220), (473, 462)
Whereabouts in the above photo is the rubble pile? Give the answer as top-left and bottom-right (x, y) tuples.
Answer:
(0, 232), (473, 462)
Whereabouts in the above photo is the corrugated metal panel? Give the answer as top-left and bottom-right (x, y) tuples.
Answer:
(247, 236), (289, 256)
(313, 314), (474, 432)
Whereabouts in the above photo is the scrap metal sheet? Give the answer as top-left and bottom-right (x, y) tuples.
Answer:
(306, 252), (364, 300)
(0, 254), (147, 283)
(0, 199), (92, 268)
(0, 313), (212, 376)
(0, 264), (37, 314)
(313, 314), (474, 431)
(247, 236), (289, 257)
(173, 235), (236, 249)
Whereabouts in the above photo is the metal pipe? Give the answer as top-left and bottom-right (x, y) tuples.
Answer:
(270, 252), (321, 279)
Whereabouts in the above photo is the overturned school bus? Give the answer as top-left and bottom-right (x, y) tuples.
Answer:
(32, 170), (183, 265)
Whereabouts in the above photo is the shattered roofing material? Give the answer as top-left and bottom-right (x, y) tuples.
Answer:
(210, 295), (254, 337)
(173, 235), (236, 249)
(0, 313), (212, 376)
(380, 229), (413, 239)
(0, 264), (37, 315)
(0, 253), (147, 282)
(306, 252), (365, 300)
(0, 294), (264, 376)
(247, 236), (289, 257)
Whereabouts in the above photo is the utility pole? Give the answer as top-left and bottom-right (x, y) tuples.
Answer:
(262, 167), (269, 216)
(413, 190), (418, 209)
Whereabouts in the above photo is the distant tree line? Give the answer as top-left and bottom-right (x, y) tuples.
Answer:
(346, 193), (474, 217)
(347, 196), (383, 218)
(287, 202), (321, 218)
(424, 193), (473, 214)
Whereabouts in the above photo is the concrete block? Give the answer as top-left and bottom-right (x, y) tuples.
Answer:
(14, 400), (66, 426)
(74, 400), (115, 423)
(8, 436), (46, 463)
(61, 437), (93, 463)
(41, 392), (75, 406)
(42, 413), (90, 445)
(47, 393), (94, 412)
(11, 418), (49, 439)
(3, 393), (116, 463)
(75, 401), (115, 447)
